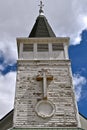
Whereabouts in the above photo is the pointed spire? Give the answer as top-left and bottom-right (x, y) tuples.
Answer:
(38, 1), (44, 15)
(28, 1), (56, 37)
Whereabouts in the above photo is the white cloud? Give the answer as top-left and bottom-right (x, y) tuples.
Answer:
(73, 74), (87, 102)
(0, 41), (17, 65)
(48, 0), (87, 44)
(0, 72), (16, 119)
(0, 65), (4, 71)
(73, 36), (81, 45)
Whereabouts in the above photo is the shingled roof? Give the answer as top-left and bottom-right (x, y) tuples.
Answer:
(29, 15), (56, 37)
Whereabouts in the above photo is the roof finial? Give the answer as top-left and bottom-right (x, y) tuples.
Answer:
(38, 1), (44, 15)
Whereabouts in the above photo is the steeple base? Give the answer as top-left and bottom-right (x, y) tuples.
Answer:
(10, 128), (85, 130)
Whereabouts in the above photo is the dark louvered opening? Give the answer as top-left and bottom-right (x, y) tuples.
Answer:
(37, 44), (48, 52)
(52, 43), (63, 51)
(23, 44), (33, 52)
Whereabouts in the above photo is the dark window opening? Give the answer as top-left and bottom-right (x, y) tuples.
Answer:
(37, 44), (48, 52)
(52, 43), (63, 51)
(23, 44), (33, 52)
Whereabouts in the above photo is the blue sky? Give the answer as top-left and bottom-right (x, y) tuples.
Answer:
(0, 0), (87, 119)
(69, 29), (87, 118)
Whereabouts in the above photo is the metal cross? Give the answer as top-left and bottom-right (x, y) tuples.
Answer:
(36, 69), (53, 99)
(38, 1), (44, 14)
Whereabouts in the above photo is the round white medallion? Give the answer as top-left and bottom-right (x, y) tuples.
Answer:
(35, 100), (55, 118)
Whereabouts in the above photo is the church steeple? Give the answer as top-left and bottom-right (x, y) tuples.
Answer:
(13, 2), (82, 130)
(29, 1), (56, 38)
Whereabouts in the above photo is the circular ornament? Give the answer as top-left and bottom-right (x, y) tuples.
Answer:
(35, 100), (55, 118)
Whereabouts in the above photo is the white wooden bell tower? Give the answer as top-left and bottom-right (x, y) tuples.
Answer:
(12, 1), (82, 130)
